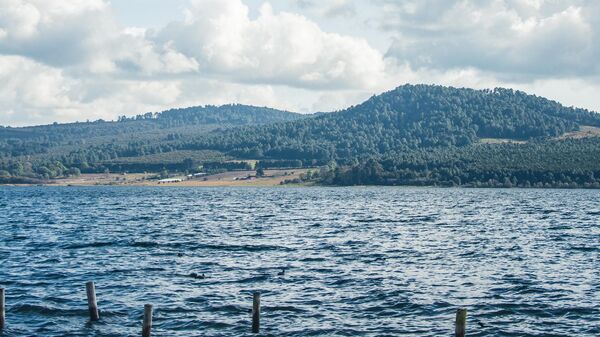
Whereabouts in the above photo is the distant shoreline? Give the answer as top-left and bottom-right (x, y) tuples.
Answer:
(2, 179), (600, 190)
(0, 170), (314, 188)
(2, 169), (600, 189)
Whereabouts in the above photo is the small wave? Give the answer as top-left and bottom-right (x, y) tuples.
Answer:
(62, 241), (115, 249)
(11, 304), (87, 317)
(570, 246), (597, 252)
(130, 241), (159, 248)
(235, 274), (270, 283)
(459, 250), (479, 257)
(301, 257), (325, 262)
(196, 243), (294, 252)
(548, 225), (572, 230)
(131, 215), (154, 221)
(409, 215), (438, 222)
(207, 304), (246, 313)
(266, 305), (308, 313)
(329, 278), (354, 286)
(344, 240), (366, 245)
(356, 218), (397, 223)
(143, 266), (166, 272)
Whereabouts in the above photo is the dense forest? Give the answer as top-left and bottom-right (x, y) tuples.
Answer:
(0, 104), (301, 180)
(0, 104), (301, 157)
(298, 138), (600, 188)
(189, 85), (600, 161)
(2, 84), (600, 187)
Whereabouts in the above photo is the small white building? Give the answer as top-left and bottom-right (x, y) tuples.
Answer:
(158, 178), (183, 184)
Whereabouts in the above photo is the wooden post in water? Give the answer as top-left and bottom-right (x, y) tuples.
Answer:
(455, 308), (467, 337)
(86, 281), (100, 321)
(142, 304), (153, 337)
(252, 292), (260, 333)
(0, 288), (5, 330)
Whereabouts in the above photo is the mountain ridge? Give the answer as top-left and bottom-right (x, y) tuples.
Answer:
(189, 84), (600, 161)
(1, 84), (600, 187)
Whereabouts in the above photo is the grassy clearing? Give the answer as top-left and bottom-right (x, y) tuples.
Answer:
(479, 138), (527, 144)
(557, 126), (600, 140)
(48, 169), (312, 187)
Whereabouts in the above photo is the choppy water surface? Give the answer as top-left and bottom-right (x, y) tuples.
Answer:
(0, 187), (599, 336)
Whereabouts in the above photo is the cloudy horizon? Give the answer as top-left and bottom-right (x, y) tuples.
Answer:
(1, 0), (599, 126)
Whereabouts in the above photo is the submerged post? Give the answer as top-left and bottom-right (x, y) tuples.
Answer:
(252, 292), (260, 333)
(0, 288), (5, 330)
(142, 304), (153, 337)
(86, 281), (100, 321)
(455, 308), (467, 337)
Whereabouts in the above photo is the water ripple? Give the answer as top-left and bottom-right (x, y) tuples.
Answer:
(0, 186), (599, 336)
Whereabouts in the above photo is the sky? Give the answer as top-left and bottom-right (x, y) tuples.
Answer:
(0, 0), (599, 126)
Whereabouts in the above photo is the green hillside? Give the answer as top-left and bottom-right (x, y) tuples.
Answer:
(0, 104), (302, 178)
(190, 85), (600, 161)
(2, 84), (600, 187)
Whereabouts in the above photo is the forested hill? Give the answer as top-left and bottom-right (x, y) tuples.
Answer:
(2, 84), (600, 187)
(0, 104), (301, 142)
(193, 85), (600, 161)
(0, 104), (302, 162)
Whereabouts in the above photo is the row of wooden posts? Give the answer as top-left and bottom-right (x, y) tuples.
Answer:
(0, 285), (468, 336)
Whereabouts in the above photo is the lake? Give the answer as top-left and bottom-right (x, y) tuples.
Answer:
(0, 187), (598, 336)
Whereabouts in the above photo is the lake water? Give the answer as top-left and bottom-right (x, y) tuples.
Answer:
(0, 187), (598, 336)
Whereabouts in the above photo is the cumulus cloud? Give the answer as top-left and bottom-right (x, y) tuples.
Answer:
(382, 0), (600, 81)
(292, 0), (357, 18)
(0, 0), (598, 126)
(156, 0), (382, 89)
(0, 55), (363, 127)
(0, 0), (396, 125)
(0, 0), (199, 75)
(1, 0), (383, 88)
(323, 0), (356, 18)
(0, 56), (74, 119)
(0, 55), (189, 125)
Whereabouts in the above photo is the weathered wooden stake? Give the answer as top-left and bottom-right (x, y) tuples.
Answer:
(0, 288), (5, 330)
(86, 281), (100, 321)
(142, 304), (153, 337)
(251, 292), (260, 333)
(455, 308), (467, 337)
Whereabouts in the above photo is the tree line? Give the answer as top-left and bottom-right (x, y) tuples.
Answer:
(2, 84), (600, 187)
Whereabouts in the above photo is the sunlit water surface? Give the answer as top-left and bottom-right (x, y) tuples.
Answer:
(0, 187), (598, 336)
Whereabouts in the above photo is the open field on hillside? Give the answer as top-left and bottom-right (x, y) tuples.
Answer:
(44, 169), (312, 187)
(558, 125), (600, 139)
(479, 125), (600, 145)
(142, 169), (311, 187)
(479, 138), (527, 144)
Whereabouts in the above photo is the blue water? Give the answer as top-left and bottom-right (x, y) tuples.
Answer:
(0, 187), (598, 336)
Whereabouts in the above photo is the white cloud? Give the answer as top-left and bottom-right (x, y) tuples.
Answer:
(311, 90), (372, 112)
(0, 0), (41, 39)
(292, 0), (356, 17)
(157, 0), (384, 89)
(0, 55), (80, 125)
(0, 0), (395, 125)
(0, 55), (319, 126)
(0, 55), (191, 125)
(0, 0), (200, 76)
(323, 0), (356, 18)
(0, 0), (599, 126)
(508, 77), (600, 112)
(382, 0), (600, 81)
